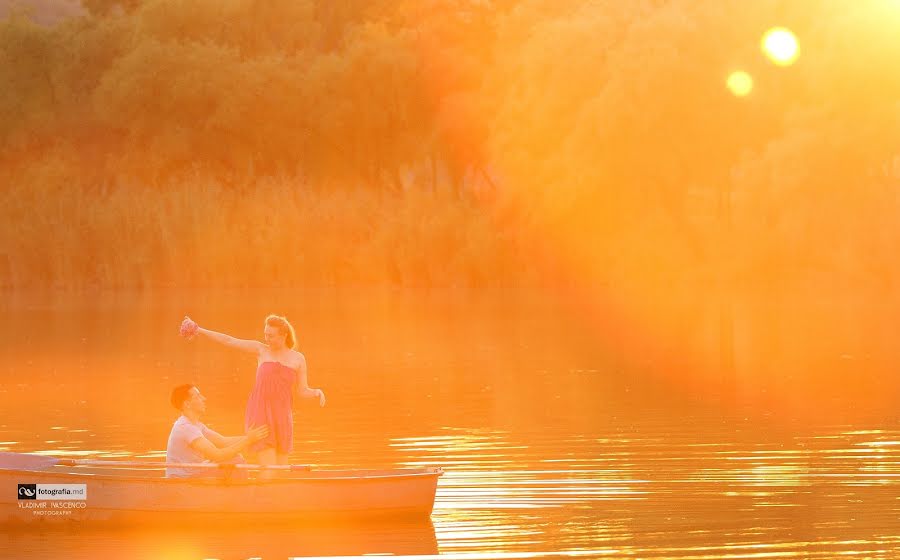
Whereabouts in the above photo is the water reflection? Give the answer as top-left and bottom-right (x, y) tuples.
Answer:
(4, 422), (900, 557)
(2, 521), (439, 559)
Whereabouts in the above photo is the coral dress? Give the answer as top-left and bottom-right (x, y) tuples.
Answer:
(244, 361), (297, 453)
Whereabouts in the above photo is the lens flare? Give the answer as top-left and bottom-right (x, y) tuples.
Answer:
(761, 27), (799, 66)
(726, 71), (753, 97)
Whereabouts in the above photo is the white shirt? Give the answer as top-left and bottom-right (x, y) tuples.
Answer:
(165, 415), (211, 478)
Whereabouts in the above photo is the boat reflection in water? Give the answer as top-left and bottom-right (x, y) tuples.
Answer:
(2, 518), (439, 559)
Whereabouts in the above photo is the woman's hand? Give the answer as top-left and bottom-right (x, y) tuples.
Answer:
(179, 316), (199, 340)
(317, 389), (326, 407)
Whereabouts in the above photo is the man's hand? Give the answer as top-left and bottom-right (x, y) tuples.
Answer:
(317, 389), (326, 407)
(246, 425), (269, 443)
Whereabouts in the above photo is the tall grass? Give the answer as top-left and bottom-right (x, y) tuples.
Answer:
(0, 155), (534, 292)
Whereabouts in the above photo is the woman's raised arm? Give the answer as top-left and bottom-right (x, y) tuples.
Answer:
(180, 316), (263, 354)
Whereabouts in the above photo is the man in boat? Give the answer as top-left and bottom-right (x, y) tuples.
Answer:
(166, 384), (269, 478)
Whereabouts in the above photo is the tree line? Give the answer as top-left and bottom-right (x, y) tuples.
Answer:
(0, 0), (898, 293)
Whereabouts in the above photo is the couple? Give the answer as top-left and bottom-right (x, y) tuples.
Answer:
(165, 314), (326, 479)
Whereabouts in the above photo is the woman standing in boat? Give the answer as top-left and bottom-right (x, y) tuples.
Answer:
(179, 314), (325, 477)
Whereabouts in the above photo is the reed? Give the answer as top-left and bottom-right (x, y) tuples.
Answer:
(0, 159), (532, 292)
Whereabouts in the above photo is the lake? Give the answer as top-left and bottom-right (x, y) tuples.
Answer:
(1, 287), (899, 559)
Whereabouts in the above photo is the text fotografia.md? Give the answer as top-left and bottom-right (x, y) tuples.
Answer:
(17, 484), (87, 500)
(38, 487), (85, 497)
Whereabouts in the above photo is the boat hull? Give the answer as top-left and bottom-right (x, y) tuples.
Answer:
(0, 467), (441, 527)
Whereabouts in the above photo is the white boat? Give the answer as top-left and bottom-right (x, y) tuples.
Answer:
(0, 452), (443, 527)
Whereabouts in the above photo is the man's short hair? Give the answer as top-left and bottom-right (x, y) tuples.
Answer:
(170, 384), (195, 410)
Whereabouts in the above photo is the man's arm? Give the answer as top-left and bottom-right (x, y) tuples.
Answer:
(189, 425), (268, 462)
(203, 428), (244, 448)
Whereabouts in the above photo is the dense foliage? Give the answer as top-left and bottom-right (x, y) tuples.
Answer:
(1, 0), (897, 292)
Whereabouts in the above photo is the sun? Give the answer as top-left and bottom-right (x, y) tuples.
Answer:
(726, 71), (753, 97)
(761, 27), (799, 66)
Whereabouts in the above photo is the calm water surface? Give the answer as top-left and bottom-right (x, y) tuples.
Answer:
(1, 288), (899, 559)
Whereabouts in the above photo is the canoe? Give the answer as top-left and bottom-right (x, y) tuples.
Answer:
(0, 452), (443, 527)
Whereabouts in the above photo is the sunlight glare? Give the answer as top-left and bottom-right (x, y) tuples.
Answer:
(726, 71), (753, 97)
(761, 27), (799, 66)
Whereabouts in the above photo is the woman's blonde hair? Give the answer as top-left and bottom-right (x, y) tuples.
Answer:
(265, 314), (296, 349)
